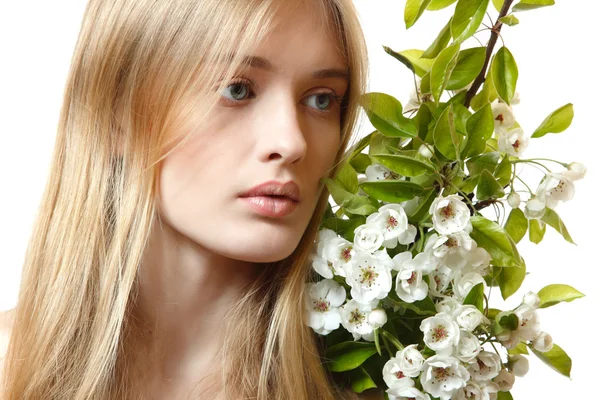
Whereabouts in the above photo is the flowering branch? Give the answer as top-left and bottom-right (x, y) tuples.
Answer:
(464, 0), (515, 109)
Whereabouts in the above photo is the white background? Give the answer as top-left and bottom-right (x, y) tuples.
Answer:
(0, 1), (597, 398)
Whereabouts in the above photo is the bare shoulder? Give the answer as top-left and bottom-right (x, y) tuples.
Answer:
(356, 388), (385, 400)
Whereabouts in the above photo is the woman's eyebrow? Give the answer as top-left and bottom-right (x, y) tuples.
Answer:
(239, 54), (349, 82)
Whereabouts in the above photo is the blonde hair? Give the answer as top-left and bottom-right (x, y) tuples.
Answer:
(1, 0), (369, 398)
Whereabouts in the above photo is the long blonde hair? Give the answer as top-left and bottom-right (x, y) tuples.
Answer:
(1, 0), (369, 398)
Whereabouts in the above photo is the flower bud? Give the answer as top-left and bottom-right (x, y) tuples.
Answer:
(522, 291), (541, 308)
(418, 144), (434, 159)
(508, 354), (529, 377)
(565, 162), (586, 181)
(368, 308), (388, 329)
(507, 192), (521, 209)
(493, 369), (515, 391)
(533, 331), (553, 353)
(524, 198), (546, 220)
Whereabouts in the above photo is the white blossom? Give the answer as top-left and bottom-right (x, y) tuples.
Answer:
(479, 381), (500, 400)
(524, 197), (546, 220)
(453, 305), (488, 332)
(492, 369), (515, 392)
(420, 313), (460, 353)
(396, 224), (418, 246)
(365, 163), (401, 181)
(367, 204), (410, 243)
(492, 100), (516, 131)
(498, 127), (529, 157)
(431, 231), (474, 269)
(396, 344), (426, 378)
(564, 161), (586, 181)
(420, 354), (470, 400)
(522, 291), (541, 308)
(353, 224), (384, 253)
(514, 304), (540, 341)
(418, 144), (434, 159)
(367, 308), (388, 330)
(454, 272), (485, 300)
(339, 298), (380, 341)
(393, 252), (430, 303)
(311, 229), (339, 279)
(453, 380), (485, 400)
(346, 251), (393, 305)
(455, 329), (481, 362)
(382, 361), (415, 393)
(536, 172), (575, 209)
(429, 195), (471, 235)
(467, 351), (502, 381)
(507, 192), (521, 208)
(508, 354), (529, 377)
(435, 296), (461, 315)
(533, 331), (553, 352)
(428, 264), (454, 297)
(304, 279), (346, 335)
(388, 386), (431, 400)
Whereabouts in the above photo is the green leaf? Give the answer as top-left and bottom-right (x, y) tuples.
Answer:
(451, 0), (490, 44)
(466, 151), (500, 176)
(373, 328), (382, 356)
(427, 0), (458, 9)
(530, 343), (572, 378)
(463, 104), (494, 158)
(359, 93), (418, 138)
(492, 0), (504, 12)
(430, 42), (461, 104)
(336, 162), (359, 194)
(421, 71), (432, 94)
(470, 216), (524, 268)
(372, 153), (436, 177)
(434, 104), (464, 160)
(497, 311), (519, 331)
(324, 178), (377, 215)
(395, 49), (435, 77)
(464, 282), (484, 312)
(369, 132), (401, 156)
(380, 329), (404, 351)
(541, 207), (575, 244)
(528, 219), (546, 244)
(359, 181), (424, 203)
(513, 0), (555, 12)
(408, 190), (437, 223)
(531, 103), (574, 138)
(405, 0), (433, 28)
(350, 131), (375, 159)
(508, 342), (530, 355)
(325, 341), (378, 372)
(350, 153), (372, 174)
(538, 284), (585, 309)
(491, 47), (518, 105)
(470, 75), (498, 110)
(504, 208), (528, 244)
(497, 262), (527, 300)
(500, 14), (520, 26)
(423, 18), (453, 59)
(476, 170), (505, 200)
(447, 47), (486, 90)
(348, 366), (378, 393)
(497, 391), (514, 400)
(494, 155), (512, 186)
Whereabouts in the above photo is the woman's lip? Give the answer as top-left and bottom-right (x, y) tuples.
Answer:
(239, 195), (298, 218)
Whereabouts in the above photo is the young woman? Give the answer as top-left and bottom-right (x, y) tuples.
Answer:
(0, 0), (385, 399)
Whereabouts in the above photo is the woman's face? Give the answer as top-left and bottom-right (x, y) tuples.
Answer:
(157, 5), (349, 263)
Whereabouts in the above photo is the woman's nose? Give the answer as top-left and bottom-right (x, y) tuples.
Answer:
(260, 95), (308, 165)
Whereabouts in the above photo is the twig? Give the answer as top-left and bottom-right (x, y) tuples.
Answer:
(464, 0), (515, 108)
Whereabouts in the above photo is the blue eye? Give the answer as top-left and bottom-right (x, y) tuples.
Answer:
(221, 81), (254, 102)
(219, 77), (343, 113)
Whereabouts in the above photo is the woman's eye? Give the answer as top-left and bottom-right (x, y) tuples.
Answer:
(221, 81), (254, 102)
(303, 92), (341, 112)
